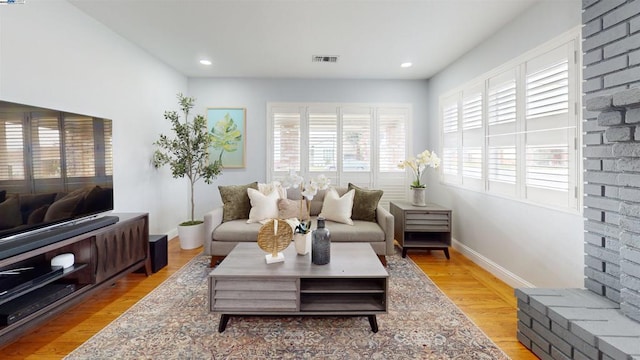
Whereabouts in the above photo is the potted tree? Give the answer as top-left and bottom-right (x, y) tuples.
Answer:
(152, 93), (223, 249)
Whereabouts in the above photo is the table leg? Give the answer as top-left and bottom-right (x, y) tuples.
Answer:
(444, 248), (450, 259)
(368, 315), (378, 333)
(218, 314), (229, 333)
(401, 248), (407, 258)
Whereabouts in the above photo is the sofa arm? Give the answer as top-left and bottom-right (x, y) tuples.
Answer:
(376, 205), (395, 255)
(203, 207), (223, 256)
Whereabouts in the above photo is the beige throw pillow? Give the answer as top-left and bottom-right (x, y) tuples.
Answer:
(319, 188), (355, 225)
(247, 188), (280, 224)
(277, 198), (309, 221)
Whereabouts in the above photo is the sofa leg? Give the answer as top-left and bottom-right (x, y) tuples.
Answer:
(210, 255), (225, 267)
(377, 255), (387, 267)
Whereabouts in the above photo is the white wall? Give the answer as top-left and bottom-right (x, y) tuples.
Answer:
(426, 0), (584, 288)
(188, 78), (429, 218)
(0, 0), (188, 236)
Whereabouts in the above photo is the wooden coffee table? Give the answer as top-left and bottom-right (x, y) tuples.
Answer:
(208, 242), (388, 332)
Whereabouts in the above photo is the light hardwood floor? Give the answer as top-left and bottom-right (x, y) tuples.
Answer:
(0, 241), (536, 359)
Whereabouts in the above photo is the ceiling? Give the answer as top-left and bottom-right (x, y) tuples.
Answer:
(69, 0), (539, 80)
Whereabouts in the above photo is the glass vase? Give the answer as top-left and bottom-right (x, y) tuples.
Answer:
(312, 217), (330, 265)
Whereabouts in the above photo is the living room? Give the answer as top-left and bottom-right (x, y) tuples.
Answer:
(0, 0), (625, 358)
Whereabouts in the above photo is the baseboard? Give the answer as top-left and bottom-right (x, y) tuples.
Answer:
(166, 228), (178, 242)
(452, 238), (535, 289)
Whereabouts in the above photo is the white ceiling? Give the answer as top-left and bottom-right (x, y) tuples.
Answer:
(69, 0), (539, 80)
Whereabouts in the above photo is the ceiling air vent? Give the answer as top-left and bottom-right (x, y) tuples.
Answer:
(312, 55), (339, 63)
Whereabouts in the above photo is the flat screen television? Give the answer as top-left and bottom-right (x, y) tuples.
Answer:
(0, 100), (113, 242)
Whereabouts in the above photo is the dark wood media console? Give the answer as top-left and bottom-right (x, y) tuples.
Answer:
(0, 213), (150, 347)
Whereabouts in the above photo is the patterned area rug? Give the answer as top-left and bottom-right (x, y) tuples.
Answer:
(65, 251), (509, 359)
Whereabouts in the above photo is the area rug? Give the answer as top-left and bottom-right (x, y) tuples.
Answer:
(65, 251), (509, 359)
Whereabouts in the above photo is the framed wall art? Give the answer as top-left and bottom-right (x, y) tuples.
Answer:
(207, 107), (246, 168)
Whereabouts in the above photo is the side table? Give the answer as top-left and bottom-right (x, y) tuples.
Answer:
(389, 201), (452, 259)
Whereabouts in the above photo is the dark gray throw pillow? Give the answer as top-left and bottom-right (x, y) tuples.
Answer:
(348, 183), (383, 222)
(218, 182), (258, 222)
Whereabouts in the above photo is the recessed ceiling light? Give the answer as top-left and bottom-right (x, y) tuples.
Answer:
(199, 59), (212, 66)
(401, 62), (413, 68)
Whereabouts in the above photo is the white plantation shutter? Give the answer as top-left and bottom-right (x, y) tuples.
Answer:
(439, 33), (580, 212)
(308, 109), (337, 172)
(342, 112), (371, 172)
(341, 108), (373, 188)
(267, 103), (410, 209)
(272, 107), (302, 173)
(487, 70), (517, 195)
(64, 115), (95, 177)
(31, 113), (62, 180)
(524, 42), (576, 208)
(461, 87), (484, 189)
(377, 108), (408, 208)
(441, 94), (460, 184)
(104, 120), (113, 176)
(0, 114), (25, 182)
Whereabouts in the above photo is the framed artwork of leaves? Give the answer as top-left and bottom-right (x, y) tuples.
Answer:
(207, 107), (246, 168)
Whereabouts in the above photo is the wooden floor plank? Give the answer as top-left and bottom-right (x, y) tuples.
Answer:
(0, 242), (536, 359)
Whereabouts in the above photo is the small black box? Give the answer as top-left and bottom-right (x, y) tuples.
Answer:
(148, 234), (168, 273)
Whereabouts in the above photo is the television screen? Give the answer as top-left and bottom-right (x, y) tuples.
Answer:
(0, 100), (113, 240)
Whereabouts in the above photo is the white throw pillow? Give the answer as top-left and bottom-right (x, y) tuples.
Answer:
(319, 188), (355, 225)
(247, 188), (280, 224)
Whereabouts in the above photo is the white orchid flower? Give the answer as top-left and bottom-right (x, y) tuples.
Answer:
(314, 174), (331, 190)
(401, 149), (440, 188)
(301, 181), (319, 200)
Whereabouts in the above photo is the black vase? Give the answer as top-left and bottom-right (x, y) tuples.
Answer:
(312, 217), (331, 265)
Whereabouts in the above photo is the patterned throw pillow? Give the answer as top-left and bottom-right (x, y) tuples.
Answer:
(348, 183), (383, 222)
(218, 182), (258, 222)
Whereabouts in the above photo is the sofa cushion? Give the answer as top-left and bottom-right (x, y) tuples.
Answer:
(44, 194), (84, 222)
(219, 182), (258, 222)
(288, 187), (349, 216)
(321, 219), (385, 242)
(27, 205), (49, 225)
(0, 196), (22, 230)
(319, 188), (355, 225)
(348, 183), (383, 222)
(247, 188), (279, 224)
(213, 220), (264, 242)
(278, 198), (309, 220)
(212, 217), (385, 243)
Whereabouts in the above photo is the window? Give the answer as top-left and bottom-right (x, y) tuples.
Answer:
(439, 33), (580, 211)
(267, 103), (410, 207)
(0, 114), (25, 181)
(0, 111), (112, 194)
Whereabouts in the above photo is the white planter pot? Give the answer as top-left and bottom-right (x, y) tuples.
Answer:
(177, 222), (205, 250)
(411, 187), (427, 207)
(293, 232), (311, 255)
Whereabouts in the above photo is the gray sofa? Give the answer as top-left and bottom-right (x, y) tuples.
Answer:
(203, 186), (394, 265)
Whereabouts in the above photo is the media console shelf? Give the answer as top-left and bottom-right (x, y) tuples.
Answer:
(0, 213), (150, 347)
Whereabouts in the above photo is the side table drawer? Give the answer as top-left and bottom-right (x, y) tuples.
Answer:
(405, 211), (450, 232)
(211, 278), (298, 312)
